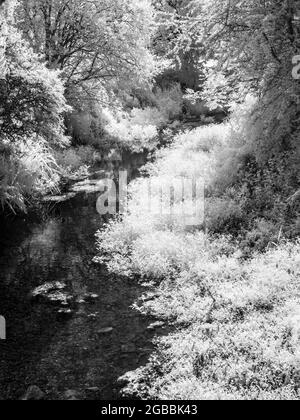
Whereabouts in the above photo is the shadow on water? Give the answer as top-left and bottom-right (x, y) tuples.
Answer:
(0, 153), (159, 400)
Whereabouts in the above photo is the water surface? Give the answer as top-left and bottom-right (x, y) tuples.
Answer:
(0, 155), (157, 400)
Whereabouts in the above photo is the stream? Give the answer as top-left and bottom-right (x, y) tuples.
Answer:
(0, 153), (158, 400)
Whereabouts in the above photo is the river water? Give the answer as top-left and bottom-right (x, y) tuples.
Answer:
(0, 154), (157, 400)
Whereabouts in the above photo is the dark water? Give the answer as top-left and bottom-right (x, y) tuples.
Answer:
(0, 155), (157, 400)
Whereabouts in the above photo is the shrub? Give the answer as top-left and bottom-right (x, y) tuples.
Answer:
(0, 4), (69, 213)
(240, 219), (282, 255)
(102, 107), (159, 153)
(101, 84), (184, 152)
(67, 109), (107, 147)
(205, 197), (243, 233)
(0, 136), (60, 212)
(153, 84), (183, 120)
(177, 123), (229, 153)
(54, 145), (100, 177)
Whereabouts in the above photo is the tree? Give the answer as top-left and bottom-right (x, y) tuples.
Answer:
(1, 0), (70, 212)
(1, 0), (70, 146)
(168, 0), (300, 158)
(18, 0), (158, 102)
(152, 0), (204, 90)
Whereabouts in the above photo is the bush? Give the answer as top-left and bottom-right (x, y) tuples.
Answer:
(0, 5), (69, 213)
(102, 107), (159, 153)
(153, 84), (183, 120)
(205, 197), (243, 233)
(67, 109), (107, 147)
(101, 84), (184, 152)
(0, 137), (60, 212)
(55, 146), (100, 176)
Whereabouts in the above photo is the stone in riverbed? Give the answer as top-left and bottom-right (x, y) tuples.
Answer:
(57, 308), (73, 319)
(147, 321), (166, 330)
(64, 390), (81, 400)
(30, 282), (66, 298)
(83, 293), (99, 303)
(141, 292), (159, 302)
(22, 386), (45, 400)
(30, 282), (74, 308)
(48, 291), (73, 306)
(76, 298), (86, 305)
(86, 386), (100, 392)
(116, 371), (136, 388)
(97, 327), (114, 336)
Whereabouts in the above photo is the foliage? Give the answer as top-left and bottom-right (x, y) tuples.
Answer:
(1, 3), (70, 145)
(54, 145), (101, 178)
(0, 0), (69, 211)
(66, 107), (107, 147)
(15, 0), (176, 149)
(100, 84), (184, 153)
(97, 110), (298, 278)
(96, 106), (300, 400)
(153, 84), (183, 119)
(0, 137), (60, 212)
(152, 0), (204, 90)
(121, 241), (300, 400)
(95, 123), (230, 279)
(102, 107), (159, 153)
(18, 0), (160, 99)
(168, 0), (300, 159)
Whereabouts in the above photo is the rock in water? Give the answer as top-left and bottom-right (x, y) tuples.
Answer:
(64, 390), (81, 400)
(97, 327), (114, 336)
(57, 308), (73, 319)
(30, 282), (73, 308)
(147, 321), (166, 330)
(22, 386), (45, 400)
(31, 282), (66, 298)
(83, 293), (99, 303)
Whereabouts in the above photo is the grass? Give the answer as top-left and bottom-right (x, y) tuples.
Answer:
(96, 119), (300, 400)
(119, 241), (300, 400)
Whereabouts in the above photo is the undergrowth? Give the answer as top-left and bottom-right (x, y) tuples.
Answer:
(96, 99), (300, 400)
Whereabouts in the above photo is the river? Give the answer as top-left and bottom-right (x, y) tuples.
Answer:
(0, 153), (157, 400)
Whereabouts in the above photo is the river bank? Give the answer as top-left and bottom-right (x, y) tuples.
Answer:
(96, 123), (300, 400)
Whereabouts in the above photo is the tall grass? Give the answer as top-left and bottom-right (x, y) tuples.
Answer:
(120, 241), (300, 400)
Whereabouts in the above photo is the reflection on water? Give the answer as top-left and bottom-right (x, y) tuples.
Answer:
(0, 154), (156, 400)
